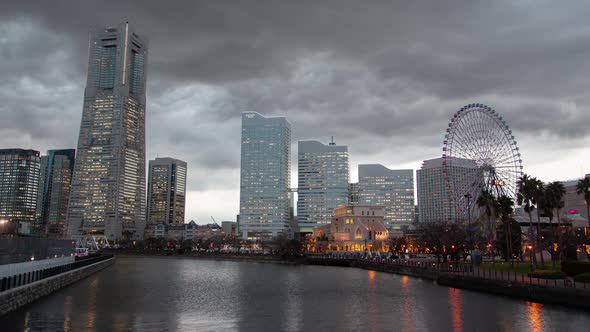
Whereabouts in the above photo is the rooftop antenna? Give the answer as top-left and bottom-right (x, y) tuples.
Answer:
(329, 136), (336, 146)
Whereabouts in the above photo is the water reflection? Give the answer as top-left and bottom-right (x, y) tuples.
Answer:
(527, 301), (544, 332)
(448, 288), (463, 332)
(2, 257), (589, 332)
(400, 275), (415, 332)
(63, 295), (72, 331)
(86, 277), (98, 331)
(367, 270), (379, 332)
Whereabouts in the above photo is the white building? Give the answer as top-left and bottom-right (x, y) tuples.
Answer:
(417, 157), (479, 223)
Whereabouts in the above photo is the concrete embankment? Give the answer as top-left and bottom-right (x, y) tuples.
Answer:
(0, 257), (114, 316)
(308, 258), (590, 309)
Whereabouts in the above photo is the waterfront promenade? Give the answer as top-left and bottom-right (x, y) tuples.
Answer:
(308, 255), (590, 308)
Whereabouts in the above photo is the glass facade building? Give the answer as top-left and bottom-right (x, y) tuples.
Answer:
(297, 140), (349, 233)
(37, 149), (75, 237)
(358, 164), (414, 229)
(147, 157), (187, 225)
(67, 23), (148, 240)
(239, 112), (291, 239)
(0, 149), (40, 231)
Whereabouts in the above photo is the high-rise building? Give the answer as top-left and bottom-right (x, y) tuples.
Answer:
(297, 140), (349, 233)
(0, 149), (40, 232)
(348, 183), (360, 205)
(146, 157), (187, 225)
(416, 157), (479, 223)
(239, 112), (291, 239)
(37, 149), (75, 237)
(67, 23), (148, 241)
(358, 164), (414, 229)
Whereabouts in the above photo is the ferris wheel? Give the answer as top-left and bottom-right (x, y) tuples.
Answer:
(442, 103), (523, 222)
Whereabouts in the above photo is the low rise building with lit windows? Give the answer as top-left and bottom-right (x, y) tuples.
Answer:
(144, 220), (198, 241)
(311, 205), (389, 251)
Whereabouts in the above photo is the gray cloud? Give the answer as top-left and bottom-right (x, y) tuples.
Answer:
(2, 0), (590, 222)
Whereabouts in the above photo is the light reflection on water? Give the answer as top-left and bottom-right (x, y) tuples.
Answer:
(2, 257), (589, 332)
(448, 288), (463, 332)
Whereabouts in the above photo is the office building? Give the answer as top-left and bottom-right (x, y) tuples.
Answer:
(297, 140), (349, 233)
(0, 149), (40, 232)
(37, 149), (75, 237)
(67, 23), (148, 241)
(358, 164), (414, 229)
(146, 157), (187, 225)
(239, 112), (291, 239)
(417, 157), (479, 223)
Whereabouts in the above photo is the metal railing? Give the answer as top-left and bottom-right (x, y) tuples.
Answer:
(310, 255), (590, 290)
(0, 255), (113, 293)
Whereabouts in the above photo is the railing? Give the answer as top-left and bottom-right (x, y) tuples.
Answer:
(310, 255), (590, 290)
(0, 254), (113, 293)
(0, 256), (74, 279)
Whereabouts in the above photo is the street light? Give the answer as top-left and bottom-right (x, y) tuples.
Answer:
(464, 194), (472, 254)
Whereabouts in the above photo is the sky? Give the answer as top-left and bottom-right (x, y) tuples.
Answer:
(2, 1), (590, 224)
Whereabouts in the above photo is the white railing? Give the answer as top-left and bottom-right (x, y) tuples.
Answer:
(0, 256), (74, 278)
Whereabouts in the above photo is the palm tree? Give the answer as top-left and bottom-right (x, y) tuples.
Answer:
(576, 177), (590, 228)
(517, 174), (544, 270)
(545, 181), (566, 264)
(477, 189), (498, 263)
(496, 195), (514, 264)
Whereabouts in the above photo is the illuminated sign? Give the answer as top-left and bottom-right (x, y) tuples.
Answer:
(494, 179), (505, 187)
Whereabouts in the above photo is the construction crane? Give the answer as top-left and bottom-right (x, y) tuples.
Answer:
(210, 216), (221, 229)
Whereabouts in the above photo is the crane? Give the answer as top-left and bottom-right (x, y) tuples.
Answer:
(210, 216), (221, 229)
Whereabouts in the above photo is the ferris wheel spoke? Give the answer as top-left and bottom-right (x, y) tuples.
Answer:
(442, 103), (523, 221)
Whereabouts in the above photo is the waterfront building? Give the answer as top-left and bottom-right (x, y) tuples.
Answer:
(36, 149), (75, 237)
(144, 220), (198, 242)
(67, 23), (148, 241)
(146, 157), (187, 225)
(297, 140), (349, 234)
(239, 112), (291, 240)
(0, 149), (40, 233)
(221, 221), (237, 235)
(311, 205), (389, 252)
(358, 164), (414, 229)
(561, 174), (590, 220)
(416, 157), (479, 223)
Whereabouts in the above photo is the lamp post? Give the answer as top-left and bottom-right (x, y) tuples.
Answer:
(464, 194), (472, 253)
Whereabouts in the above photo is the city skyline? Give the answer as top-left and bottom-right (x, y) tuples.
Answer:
(2, 1), (590, 224)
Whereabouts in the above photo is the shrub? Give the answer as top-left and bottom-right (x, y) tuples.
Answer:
(561, 260), (590, 277)
(527, 270), (567, 279)
(573, 272), (590, 282)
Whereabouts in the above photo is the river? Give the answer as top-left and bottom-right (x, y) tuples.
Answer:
(1, 257), (589, 331)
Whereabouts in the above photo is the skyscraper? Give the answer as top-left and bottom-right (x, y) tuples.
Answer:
(416, 157), (479, 223)
(239, 112), (291, 239)
(67, 23), (148, 241)
(37, 149), (75, 237)
(358, 164), (414, 229)
(297, 140), (349, 233)
(0, 149), (40, 232)
(146, 157), (187, 225)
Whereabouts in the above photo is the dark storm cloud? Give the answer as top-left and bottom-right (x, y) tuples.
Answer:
(2, 0), (590, 220)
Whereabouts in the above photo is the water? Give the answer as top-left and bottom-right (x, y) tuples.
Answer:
(1, 257), (589, 331)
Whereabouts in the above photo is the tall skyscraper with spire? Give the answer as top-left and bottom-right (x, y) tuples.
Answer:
(67, 23), (148, 241)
